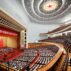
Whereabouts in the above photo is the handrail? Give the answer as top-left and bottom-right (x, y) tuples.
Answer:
(28, 42), (66, 71)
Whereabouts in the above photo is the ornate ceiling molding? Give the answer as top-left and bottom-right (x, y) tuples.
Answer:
(22, 0), (71, 23)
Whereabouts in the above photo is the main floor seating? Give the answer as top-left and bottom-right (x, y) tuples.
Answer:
(1, 48), (38, 71)
(0, 47), (13, 62)
(0, 46), (58, 71)
(0, 47), (22, 63)
(29, 46), (57, 71)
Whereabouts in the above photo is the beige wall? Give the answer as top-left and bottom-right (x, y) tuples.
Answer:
(0, 36), (17, 48)
(7, 37), (17, 48)
(0, 36), (6, 47)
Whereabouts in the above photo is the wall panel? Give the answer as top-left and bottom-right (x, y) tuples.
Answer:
(7, 37), (17, 48)
(0, 36), (6, 48)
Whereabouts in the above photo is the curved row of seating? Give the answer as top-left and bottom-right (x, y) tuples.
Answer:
(0, 47), (23, 63)
(0, 47), (13, 55)
(0, 45), (58, 71)
(3, 48), (38, 71)
(0, 48), (14, 62)
(0, 42), (66, 71)
(30, 46), (57, 71)
(39, 33), (71, 71)
(40, 34), (71, 53)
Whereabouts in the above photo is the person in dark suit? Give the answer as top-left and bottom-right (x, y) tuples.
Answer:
(22, 63), (30, 71)
(26, 65), (30, 71)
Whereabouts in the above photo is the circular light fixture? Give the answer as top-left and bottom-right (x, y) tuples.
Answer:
(40, 0), (62, 14)
(22, 0), (71, 23)
(42, 1), (58, 12)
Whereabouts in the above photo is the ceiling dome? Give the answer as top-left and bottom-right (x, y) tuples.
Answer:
(22, 0), (71, 23)
(40, 0), (61, 14)
(41, 1), (58, 12)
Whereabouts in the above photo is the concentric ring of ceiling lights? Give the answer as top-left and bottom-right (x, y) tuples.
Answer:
(22, 0), (71, 22)
(39, 0), (61, 14)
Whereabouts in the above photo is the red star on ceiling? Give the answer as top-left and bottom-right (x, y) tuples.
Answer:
(48, 5), (52, 8)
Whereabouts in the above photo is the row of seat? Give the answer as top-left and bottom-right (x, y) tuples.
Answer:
(0, 47), (22, 63)
(30, 47), (56, 71)
(40, 33), (71, 52)
(3, 48), (38, 71)
(0, 48), (14, 62)
(0, 47), (13, 55)
(39, 33), (71, 71)
(0, 46), (57, 71)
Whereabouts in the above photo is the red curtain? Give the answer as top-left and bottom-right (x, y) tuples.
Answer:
(0, 38), (3, 48)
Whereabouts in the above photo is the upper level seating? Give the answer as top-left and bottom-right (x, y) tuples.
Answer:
(39, 33), (71, 53)
(48, 53), (68, 71)
(39, 33), (71, 71)
(64, 39), (71, 53)
(40, 36), (65, 43)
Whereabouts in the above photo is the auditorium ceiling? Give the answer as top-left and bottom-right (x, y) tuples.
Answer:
(22, 0), (71, 24)
(0, 0), (71, 42)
